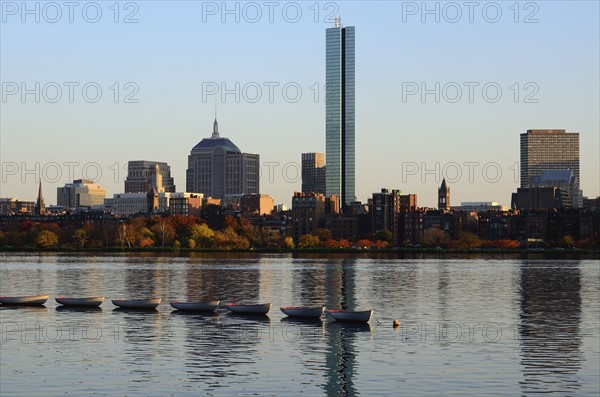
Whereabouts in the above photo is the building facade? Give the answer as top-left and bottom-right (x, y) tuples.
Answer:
(57, 179), (107, 209)
(186, 119), (259, 204)
(301, 152), (326, 194)
(325, 20), (355, 210)
(125, 161), (175, 193)
(240, 194), (274, 216)
(371, 188), (401, 243)
(533, 169), (583, 208)
(291, 192), (326, 241)
(0, 198), (35, 215)
(520, 129), (580, 188)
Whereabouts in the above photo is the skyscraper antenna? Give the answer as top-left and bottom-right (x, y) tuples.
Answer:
(334, 16), (342, 27)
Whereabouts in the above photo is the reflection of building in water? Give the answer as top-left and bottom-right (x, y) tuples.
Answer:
(518, 263), (583, 395)
(124, 256), (169, 297)
(323, 258), (360, 396)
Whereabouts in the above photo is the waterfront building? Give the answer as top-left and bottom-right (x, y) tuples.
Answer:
(514, 187), (568, 210)
(301, 152), (326, 194)
(325, 19), (355, 210)
(0, 198), (35, 215)
(125, 161), (175, 193)
(291, 192), (326, 241)
(371, 188), (401, 244)
(57, 179), (107, 209)
(520, 129), (580, 188)
(186, 118), (259, 204)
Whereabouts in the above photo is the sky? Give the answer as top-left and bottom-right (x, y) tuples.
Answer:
(1, 0), (599, 207)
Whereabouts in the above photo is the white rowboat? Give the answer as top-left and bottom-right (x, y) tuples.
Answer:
(327, 309), (374, 323)
(280, 306), (324, 318)
(112, 298), (161, 309)
(0, 295), (49, 306)
(55, 296), (104, 307)
(170, 300), (220, 312)
(223, 303), (271, 315)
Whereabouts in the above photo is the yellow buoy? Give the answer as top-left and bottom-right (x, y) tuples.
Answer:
(393, 319), (400, 327)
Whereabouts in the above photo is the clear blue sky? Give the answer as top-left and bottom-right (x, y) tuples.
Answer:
(1, 1), (599, 207)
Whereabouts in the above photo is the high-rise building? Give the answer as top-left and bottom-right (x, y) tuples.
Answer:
(520, 130), (580, 188)
(186, 118), (259, 203)
(124, 161), (176, 193)
(57, 179), (107, 209)
(301, 152), (326, 194)
(325, 19), (355, 211)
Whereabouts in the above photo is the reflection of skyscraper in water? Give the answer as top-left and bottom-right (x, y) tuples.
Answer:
(322, 257), (362, 397)
(518, 263), (583, 395)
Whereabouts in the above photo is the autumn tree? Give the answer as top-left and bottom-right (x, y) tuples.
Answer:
(419, 227), (447, 247)
(298, 234), (320, 249)
(36, 230), (59, 248)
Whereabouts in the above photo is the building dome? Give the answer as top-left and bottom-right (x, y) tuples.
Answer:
(191, 118), (241, 154)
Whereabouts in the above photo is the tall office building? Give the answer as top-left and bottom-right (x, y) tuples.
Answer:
(186, 118), (259, 203)
(520, 130), (580, 188)
(124, 161), (176, 193)
(301, 152), (326, 194)
(325, 18), (355, 211)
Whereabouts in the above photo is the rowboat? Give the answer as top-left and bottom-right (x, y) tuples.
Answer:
(111, 298), (161, 309)
(280, 306), (324, 318)
(223, 303), (271, 315)
(55, 296), (104, 307)
(0, 295), (49, 306)
(170, 300), (220, 312)
(327, 309), (374, 323)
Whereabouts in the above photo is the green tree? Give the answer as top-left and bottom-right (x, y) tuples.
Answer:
(36, 230), (58, 248)
(190, 223), (216, 248)
(298, 234), (320, 249)
(375, 229), (393, 243)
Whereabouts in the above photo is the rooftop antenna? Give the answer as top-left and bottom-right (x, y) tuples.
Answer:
(212, 98), (219, 138)
(334, 16), (342, 27)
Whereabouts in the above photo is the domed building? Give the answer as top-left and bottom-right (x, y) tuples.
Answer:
(186, 119), (259, 203)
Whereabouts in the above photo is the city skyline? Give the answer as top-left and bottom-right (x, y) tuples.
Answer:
(1, 2), (599, 207)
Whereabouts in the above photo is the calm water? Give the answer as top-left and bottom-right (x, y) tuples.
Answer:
(0, 253), (598, 396)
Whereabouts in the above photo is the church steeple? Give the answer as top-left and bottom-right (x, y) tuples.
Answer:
(438, 178), (450, 211)
(35, 181), (46, 215)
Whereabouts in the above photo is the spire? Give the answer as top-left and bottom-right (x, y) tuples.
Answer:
(440, 178), (447, 190)
(212, 101), (220, 138)
(35, 181), (46, 215)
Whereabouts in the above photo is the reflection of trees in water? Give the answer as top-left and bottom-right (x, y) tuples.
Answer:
(519, 262), (583, 395)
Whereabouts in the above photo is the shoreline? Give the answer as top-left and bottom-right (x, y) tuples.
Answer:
(1, 246), (598, 259)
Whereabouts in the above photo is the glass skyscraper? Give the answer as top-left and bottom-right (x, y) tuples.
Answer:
(325, 22), (355, 210)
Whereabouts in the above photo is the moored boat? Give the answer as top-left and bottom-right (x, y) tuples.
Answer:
(280, 306), (324, 318)
(327, 309), (374, 323)
(0, 295), (49, 306)
(111, 298), (161, 309)
(170, 300), (220, 312)
(223, 303), (271, 315)
(55, 296), (104, 307)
